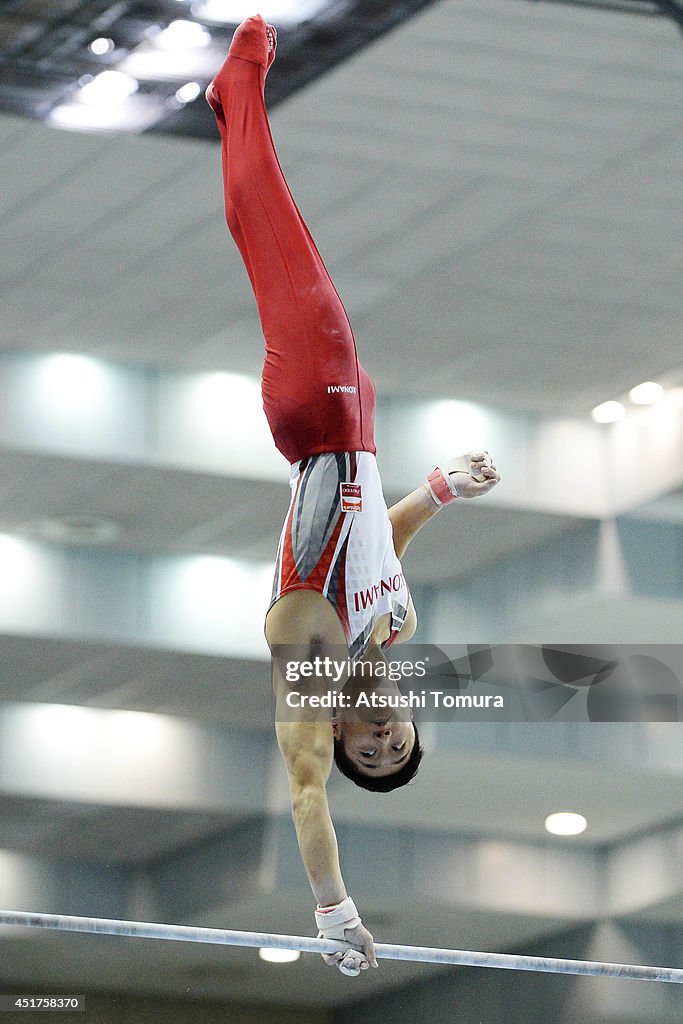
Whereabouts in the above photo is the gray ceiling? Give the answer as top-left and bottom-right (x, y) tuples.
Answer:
(0, 449), (584, 577)
(0, 0), (681, 413)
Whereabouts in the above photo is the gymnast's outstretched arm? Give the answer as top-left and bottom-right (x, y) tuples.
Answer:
(389, 451), (500, 561)
(274, 709), (378, 975)
(267, 592), (378, 976)
(274, 717), (345, 906)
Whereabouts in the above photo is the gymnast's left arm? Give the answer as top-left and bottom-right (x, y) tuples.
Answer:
(387, 450), (500, 559)
(274, 715), (379, 976)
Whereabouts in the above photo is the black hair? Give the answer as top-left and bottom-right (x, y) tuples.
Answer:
(333, 723), (424, 793)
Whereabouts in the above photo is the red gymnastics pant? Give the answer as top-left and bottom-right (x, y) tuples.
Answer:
(207, 15), (376, 464)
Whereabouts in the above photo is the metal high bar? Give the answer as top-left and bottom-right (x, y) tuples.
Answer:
(1, 910), (681, 983)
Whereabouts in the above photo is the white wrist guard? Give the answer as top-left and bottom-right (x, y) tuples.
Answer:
(426, 453), (490, 507)
(315, 896), (361, 940)
(426, 466), (457, 507)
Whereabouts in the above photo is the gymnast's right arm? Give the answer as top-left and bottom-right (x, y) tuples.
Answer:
(274, 714), (378, 975)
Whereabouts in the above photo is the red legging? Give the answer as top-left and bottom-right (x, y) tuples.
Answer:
(208, 15), (376, 465)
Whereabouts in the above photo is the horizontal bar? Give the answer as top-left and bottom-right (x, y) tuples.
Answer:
(1, 910), (682, 983)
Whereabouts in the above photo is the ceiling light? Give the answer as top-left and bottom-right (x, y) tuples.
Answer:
(157, 19), (212, 50)
(188, 372), (264, 436)
(544, 812), (588, 836)
(0, 535), (31, 590)
(429, 399), (492, 452)
(35, 354), (111, 408)
(80, 70), (139, 105)
(628, 381), (664, 406)
(49, 96), (164, 133)
(591, 400), (625, 424)
(258, 948), (300, 963)
(0, 535), (47, 605)
(192, 0), (331, 28)
(89, 37), (115, 56)
(118, 42), (220, 82)
(175, 81), (202, 104)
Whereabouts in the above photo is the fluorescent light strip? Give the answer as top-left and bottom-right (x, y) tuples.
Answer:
(591, 400), (625, 424)
(629, 381), (664, 406)
(545, 812), (588, 836)
(192, 0), (332, 28)
(259, 948), (301, 963)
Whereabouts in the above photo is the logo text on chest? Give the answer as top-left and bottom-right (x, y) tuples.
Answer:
(353, 573), (405, 611)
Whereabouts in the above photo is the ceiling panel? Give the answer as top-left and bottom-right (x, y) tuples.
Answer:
(329, 747), (683, 844)
(0, 794), (248, 864)
(0, 0), (680, 410)
(0, 451), (584, 575)
(0, 634), (270, 724)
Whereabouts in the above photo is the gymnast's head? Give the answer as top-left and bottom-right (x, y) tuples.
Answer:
(331, 712), (423, 792)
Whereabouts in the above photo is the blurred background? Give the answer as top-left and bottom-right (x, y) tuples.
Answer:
(0, 0), (682, 1021)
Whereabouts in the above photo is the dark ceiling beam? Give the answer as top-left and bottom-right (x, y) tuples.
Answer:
(523, 0), (683, 27)
(523, 0), (657, 15)
(653, 0), (683, 32)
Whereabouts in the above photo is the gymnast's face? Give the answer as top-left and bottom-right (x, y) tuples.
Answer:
(332, 716), (416, 776)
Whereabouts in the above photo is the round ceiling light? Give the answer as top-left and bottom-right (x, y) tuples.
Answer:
(544, 812), (588, 836)
(258, 948), (300, 964)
